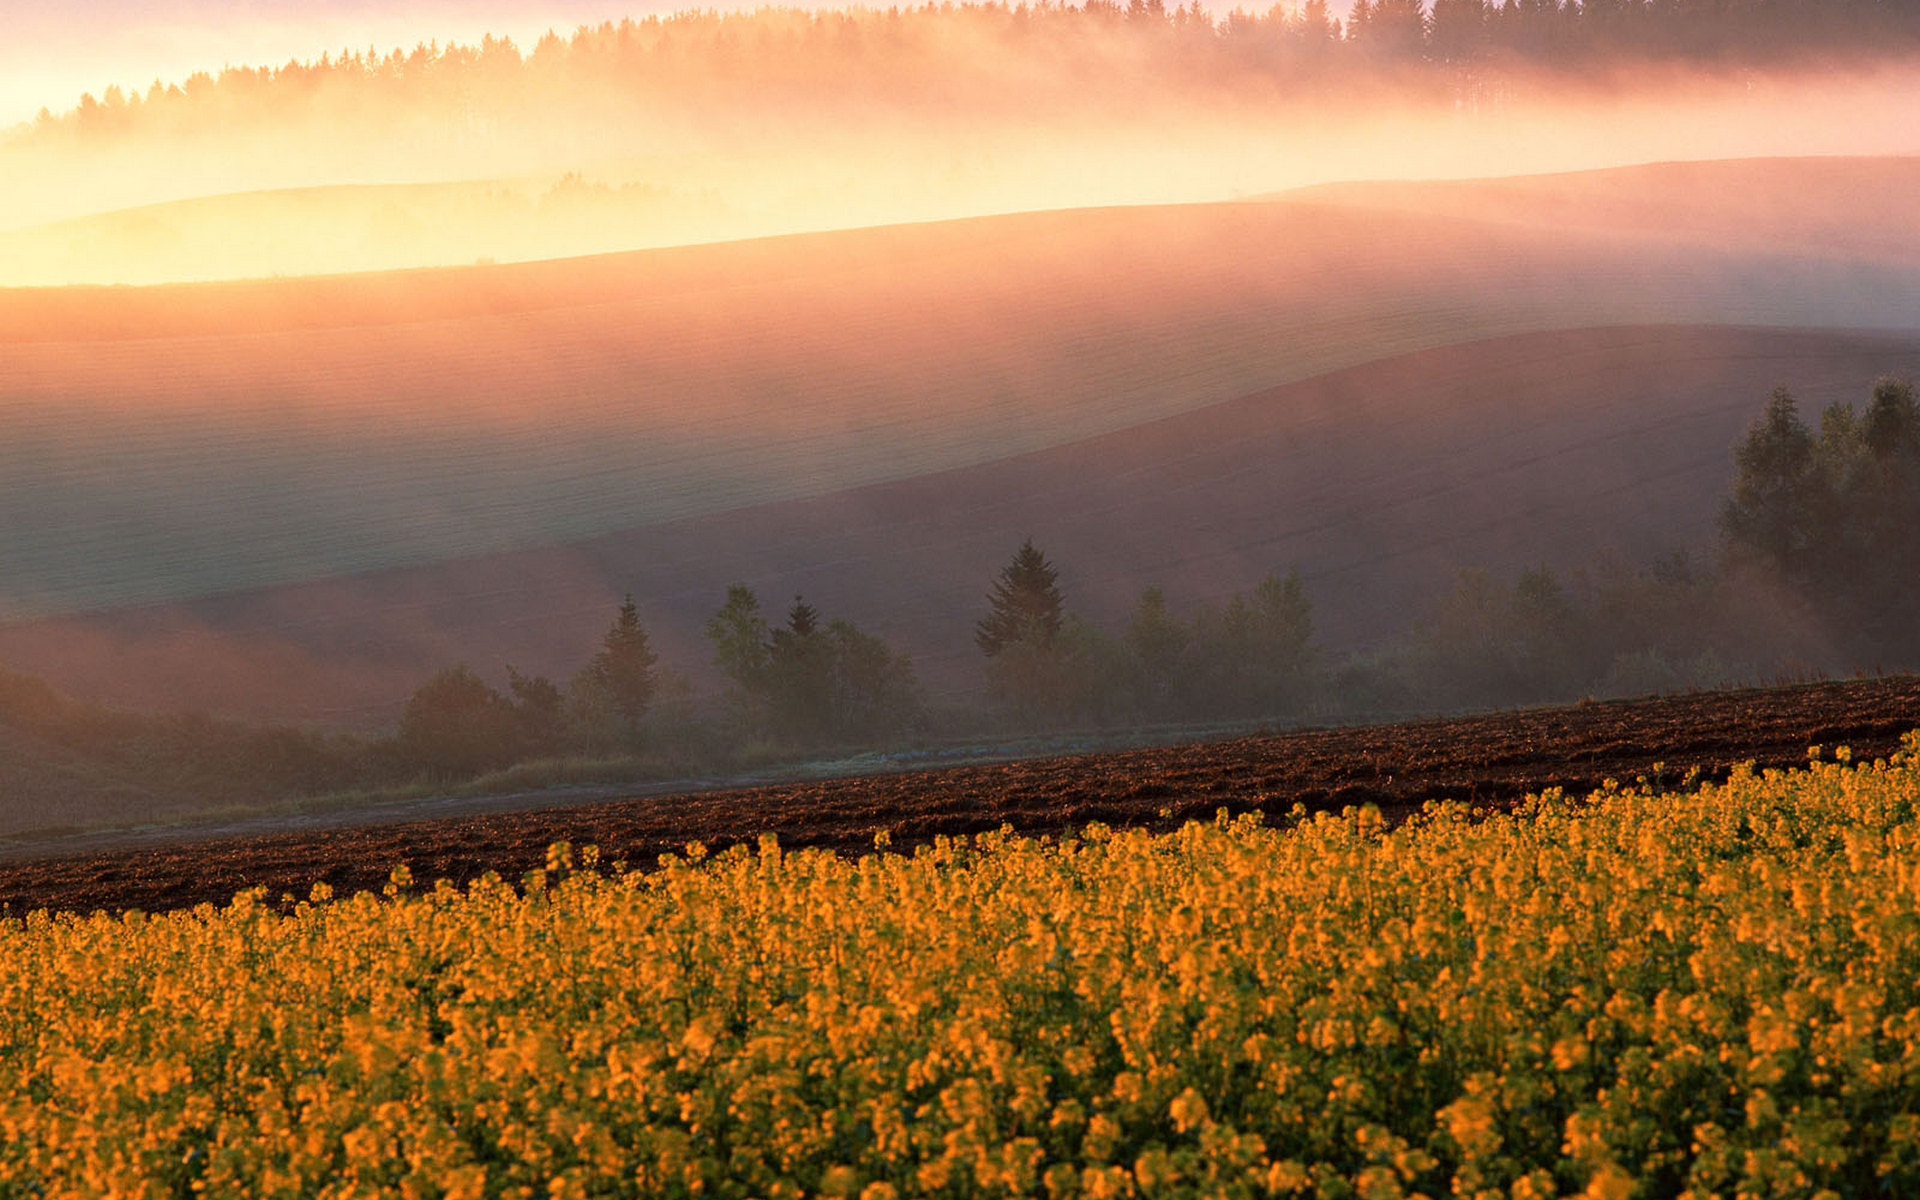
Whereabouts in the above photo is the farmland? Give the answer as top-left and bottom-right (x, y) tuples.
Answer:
(2, 689), (1918, 1196)
(5, 673), (1915, 915)
(9, 12), (1920, 1195)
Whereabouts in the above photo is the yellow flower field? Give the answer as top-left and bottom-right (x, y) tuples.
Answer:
(5, 736), (1920, 1199)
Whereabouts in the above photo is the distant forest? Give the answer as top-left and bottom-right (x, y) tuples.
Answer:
(18, 0), (1920, 143)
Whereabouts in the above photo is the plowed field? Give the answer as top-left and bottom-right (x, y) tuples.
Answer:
(4, 674), (1914, 918)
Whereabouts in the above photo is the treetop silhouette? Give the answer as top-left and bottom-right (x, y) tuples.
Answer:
(976, 539), (1065, 657)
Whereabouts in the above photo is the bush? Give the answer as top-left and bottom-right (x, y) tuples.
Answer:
(397, 666), (521, 780)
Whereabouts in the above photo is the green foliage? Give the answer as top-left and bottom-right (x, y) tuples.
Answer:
(808, 619), (925, 744)
(708, 587), (923, 746)
(505, 666), (566, 757)
(705, 584), (772, 694)
(1187, 572), (1319, 720)
(1393, 559), (1765, 712)
(974, 541), (1181, 727)
(987, 614), (1135, 727)
(1411, 566), (1584, 708)
(1721, 378), (1920, 659)
(1125, 586), (1188, 714)
(0, 664), (375, 828)
(1721, 386), (1825, 587)
(1115, 573), (1321, 724)
(980, 569), (1324, 728)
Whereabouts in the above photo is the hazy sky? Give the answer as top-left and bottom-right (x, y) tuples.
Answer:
(2, 1), (1364, 129)
(0, 1), (670, 127)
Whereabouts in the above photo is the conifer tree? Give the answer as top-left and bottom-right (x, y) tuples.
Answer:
(707, 586), (921, 744)
(785, 595), (820, 637)
(585, 595), (658, 733)
(975, 540), (1065, 657)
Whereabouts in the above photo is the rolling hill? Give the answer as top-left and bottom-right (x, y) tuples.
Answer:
(3, 323), (1914, 724)
(1279, 156), (1920, 264)
(2, 156), (1918, 723)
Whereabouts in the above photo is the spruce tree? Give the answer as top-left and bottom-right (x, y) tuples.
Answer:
(785, 595), (820, 637)
(586, 595), (658, 732)
(975, 540), (1065, 657)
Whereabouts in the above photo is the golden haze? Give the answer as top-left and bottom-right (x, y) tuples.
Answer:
(4, 12), (1920, 285)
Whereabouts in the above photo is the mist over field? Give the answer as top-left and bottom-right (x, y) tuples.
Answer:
(3, 0), (1920, 832)
(0, 0), (649, 129)
(13, 15), (1920, 1200)
(6, 7), (1920, 283)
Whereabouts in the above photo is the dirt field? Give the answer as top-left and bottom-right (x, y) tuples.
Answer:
(3, 675), (1912, 918)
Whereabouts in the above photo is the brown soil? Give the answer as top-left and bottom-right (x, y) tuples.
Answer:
(3, 675), (1913, 919)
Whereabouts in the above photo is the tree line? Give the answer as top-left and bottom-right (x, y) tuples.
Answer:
(2, 373), (1914, 805)
(1720, 377), (1920, 662)
(23, 0), (1920, 144)
(402, 363), (1920, 780)
(396, 587), (925, 780)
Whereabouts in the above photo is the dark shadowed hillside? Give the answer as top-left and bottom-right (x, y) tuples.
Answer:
(3, 324), (1913, 723)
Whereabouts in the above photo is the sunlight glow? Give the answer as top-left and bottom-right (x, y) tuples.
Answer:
(6, 9), (1920, 286)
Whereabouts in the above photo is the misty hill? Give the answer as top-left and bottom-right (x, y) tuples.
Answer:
(0, 178), (739, 287)
(5, 158), (1920, 624)
(12, 154), (1920, 288)
(5, 323), (1914, 725)
(7, 9), (1919, 284)
(5, 156), (1920, 722)
(1281, 156), (1920, 264)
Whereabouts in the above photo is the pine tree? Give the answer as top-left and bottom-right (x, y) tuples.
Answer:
(1721, 378), (1920, 661)
(1347, 0), (1377, 42)
(1430, 0), (1488, 58)
(768, 594), (830, 738)
(785, 595), (820, 637)
(1297, 0), (1338, 46)
(975, 540), (1065, 657)
(586, 595), (658, 732)
(1126, 586), (1188, 714)
(1368, 0), (1430, 55)
(707, 586), (921, 744)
